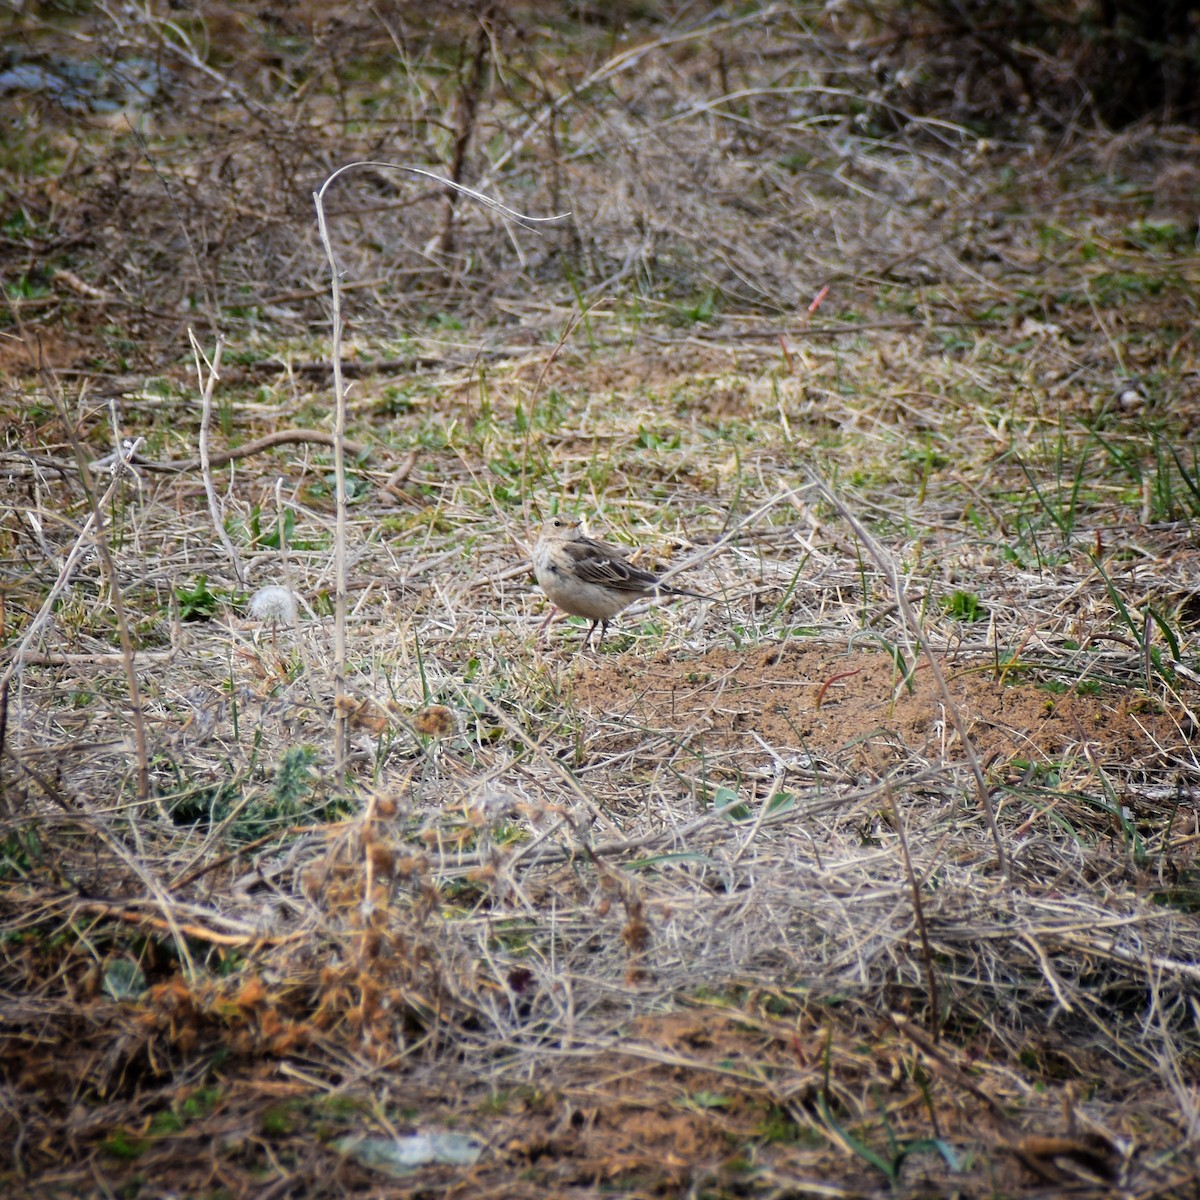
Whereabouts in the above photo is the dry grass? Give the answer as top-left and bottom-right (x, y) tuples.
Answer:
(2, 3), (1199, 1197)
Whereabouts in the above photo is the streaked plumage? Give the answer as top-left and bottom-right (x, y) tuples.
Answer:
(532, 515), (709, 650)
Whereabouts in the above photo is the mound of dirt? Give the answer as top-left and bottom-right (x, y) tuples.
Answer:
(571, 641), (1188, 777)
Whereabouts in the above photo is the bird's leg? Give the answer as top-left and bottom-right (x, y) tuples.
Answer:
(538, 604), (559, 641)
(577, 619), (598, 654)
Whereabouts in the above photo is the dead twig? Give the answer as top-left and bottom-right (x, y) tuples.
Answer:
(100, 429), (368, 474)
(191, 332), (245, 585)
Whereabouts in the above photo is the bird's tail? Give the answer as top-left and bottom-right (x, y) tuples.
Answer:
(659, 583), (712, 601)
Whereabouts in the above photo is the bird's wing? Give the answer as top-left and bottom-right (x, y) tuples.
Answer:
(582, 535), (630, 559)
(564, 539), (659, 593)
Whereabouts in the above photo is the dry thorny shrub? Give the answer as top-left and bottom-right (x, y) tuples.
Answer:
(1, 3), (1199, 1196)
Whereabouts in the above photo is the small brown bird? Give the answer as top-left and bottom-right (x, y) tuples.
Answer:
(532, 515), (710, 650)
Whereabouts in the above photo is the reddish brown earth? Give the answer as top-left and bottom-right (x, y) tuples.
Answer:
(571, 641), (1186, 777)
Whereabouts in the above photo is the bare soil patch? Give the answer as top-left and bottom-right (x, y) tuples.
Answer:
(573, 641), (1190, 777)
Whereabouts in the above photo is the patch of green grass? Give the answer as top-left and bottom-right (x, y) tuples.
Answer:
(375, 384), (423, 418)
(1089, 271), (1168, 304)
(3, 271), (51, 301)
(102, 1129), (147, 1160)
(1038, 677), (1101, 697)
(164, 777), (242, 827)
(102, 959), (146, 1000)
(260, 1103), (303, 1137)
(635, 424), (683, 451)
(251, 506), (325, 551)
(1152, 869), (1200, 914)
(0, 829), (42, 878)
(1006, 758), (1064, 787)
(273, 746), (318, 809)
(816, 1084), (960, 1185)
(315, 1094), (372, 1120)
(941, 589), (987, 622)
(1122, 219), (1193, 254)
(755, 1103), (821, 1146)
(478, 1085), (548, 1119)
(161, 748), (340, 843)
(175, 575), (221, 621)
(675, 1089), (731, 1112)
(665, 288), (721, 326)
(148, 1105), (186, 1136)
(310, 469), (372, 502)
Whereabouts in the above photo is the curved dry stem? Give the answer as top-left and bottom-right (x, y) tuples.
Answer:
(312, 162), (568, 784)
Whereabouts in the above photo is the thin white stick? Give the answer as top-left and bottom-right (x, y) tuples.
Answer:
(189, 331), (244, 584)
(312, 162), (567, 784)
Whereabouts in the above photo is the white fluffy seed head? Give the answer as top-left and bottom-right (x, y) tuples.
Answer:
(248, 585), (297, 624)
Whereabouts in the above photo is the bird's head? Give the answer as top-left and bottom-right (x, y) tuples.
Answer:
(540, 515), (583, 538)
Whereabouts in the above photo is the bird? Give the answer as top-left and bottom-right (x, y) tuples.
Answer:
(532, 515), (711, 651)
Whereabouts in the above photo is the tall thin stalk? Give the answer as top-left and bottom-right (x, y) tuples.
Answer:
(312, 162), (565, 785)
